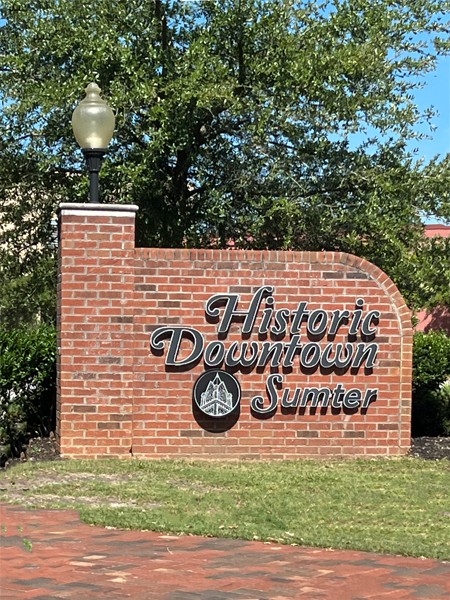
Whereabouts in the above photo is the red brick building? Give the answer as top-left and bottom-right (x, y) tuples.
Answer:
(415, 224), (450, 334)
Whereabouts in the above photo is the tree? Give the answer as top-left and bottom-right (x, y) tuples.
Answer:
(1, 0), (450, 323)
(415, 234), (450, 310)
(0, 159), (59, 326)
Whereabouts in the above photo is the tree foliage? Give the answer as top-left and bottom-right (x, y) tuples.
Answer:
(1, 0), (450, 323)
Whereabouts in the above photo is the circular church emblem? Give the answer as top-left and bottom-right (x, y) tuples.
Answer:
(193, 370), (241, 418)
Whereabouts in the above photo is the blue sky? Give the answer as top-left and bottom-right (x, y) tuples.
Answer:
(410, 53), (449, 224)
(409, 54), (450, 163)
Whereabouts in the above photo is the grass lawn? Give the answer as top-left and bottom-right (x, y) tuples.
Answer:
(1, 457), (450, 560)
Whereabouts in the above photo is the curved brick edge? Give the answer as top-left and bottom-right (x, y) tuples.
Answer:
(336, 252), (413, 452)
(135, 247), (411, 331)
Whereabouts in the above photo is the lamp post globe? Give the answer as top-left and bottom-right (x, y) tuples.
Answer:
(72, 83), (115, 203)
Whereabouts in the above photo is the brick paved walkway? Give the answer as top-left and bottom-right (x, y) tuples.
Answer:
(1, 502), (449, 599)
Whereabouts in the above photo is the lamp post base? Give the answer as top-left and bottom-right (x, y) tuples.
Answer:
(82, 149), (106, 203)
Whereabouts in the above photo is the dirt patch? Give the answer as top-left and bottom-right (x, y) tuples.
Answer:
(1, 435), (61, 472)
(0, 491), (162, 510)
(0, 437), (159, 509)
(0, 456), (161, 510)
(408, 437), (450, 461)
(2, 471), (134, 488)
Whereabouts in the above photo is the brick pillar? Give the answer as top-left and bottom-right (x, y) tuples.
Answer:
(57, 203), (138, 458)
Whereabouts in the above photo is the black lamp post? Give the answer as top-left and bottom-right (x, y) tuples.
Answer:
(71, 83), (115, 203)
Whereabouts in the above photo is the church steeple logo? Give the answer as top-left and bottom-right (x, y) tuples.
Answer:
(193, 371), (241, 418)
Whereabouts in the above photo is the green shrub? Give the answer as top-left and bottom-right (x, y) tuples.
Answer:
(413, 330), (450, 391)
(411, 385), (450, 437)
(412, 330), (450, 437)
(0, 324), (57, 461)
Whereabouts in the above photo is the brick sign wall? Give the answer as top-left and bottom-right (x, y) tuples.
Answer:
(57, 204), (412, 459)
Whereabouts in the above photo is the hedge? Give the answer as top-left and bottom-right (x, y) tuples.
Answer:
(412, 330), (450, 437)
(0, 323), (56, 462)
